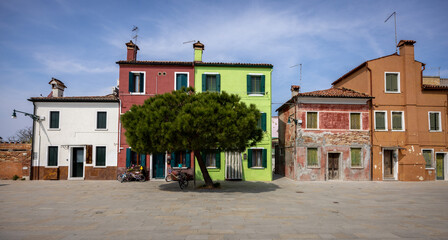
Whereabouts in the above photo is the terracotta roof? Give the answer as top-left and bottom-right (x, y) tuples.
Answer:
(28, 95), (119, 102)
(422, 84), (448, 90)
(48, 78), (67, 88)
(116, 61), (273, 68)
(276, 87), (372, 112)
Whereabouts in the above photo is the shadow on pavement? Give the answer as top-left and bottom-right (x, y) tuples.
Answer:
(0, 184), (9, 187)
(158, 180), (281, 193)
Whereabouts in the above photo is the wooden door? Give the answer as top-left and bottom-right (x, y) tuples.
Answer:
(328, 153), (339, 180)
(153, 153), (165, 179)
(384, 150), (393, 178)
(72, 148), (84, 178)
(436, 153), (444, 180)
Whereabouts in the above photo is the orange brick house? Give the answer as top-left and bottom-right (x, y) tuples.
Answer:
(332, 40), (447, 181)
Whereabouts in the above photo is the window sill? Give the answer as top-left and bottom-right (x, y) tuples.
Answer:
(429, 130), (442, 132)
(206, 167), (217, 169)
(384, 91), (401, 94)
(45, 166), (59, 168)
(425, 168), (435, 170)
(391, 130), (405, 132)
(172, 167), (188, 170)
(374, 129), (388, 132)
(93, 166), (107, 168)
(248, 94), (265, 97)
(95, 129), (108, 131)
(48, 128), (61, 131)
(349, 129), (362, 131)
(306, 128), (319, 130)
(250, 167), (265, 169)
(350, 166), (364, 169)
(129, 92), (145, 95)
(307, 166), (320, 169)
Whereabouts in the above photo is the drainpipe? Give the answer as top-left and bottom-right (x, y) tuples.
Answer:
(294, 96), (297, 180)
(367, 65), (374, 181)
(31, 102), (36, 180)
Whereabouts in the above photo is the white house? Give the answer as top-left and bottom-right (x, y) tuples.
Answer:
(29, 79), (119, 180)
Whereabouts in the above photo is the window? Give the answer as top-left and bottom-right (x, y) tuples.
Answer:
(95, 147), (106, 167)
(248, 149), (267, 168)
(49, 111), (59, 129)
(429, 112), (441, 132)
(48, 146), (58, 166)
(204, 150), (221, 168)
(307, 148), (318, 167)
(350, 113), (361, 130)
(385, 72), (400, 93)
(247, 74), (265, 95)
(306, 112), (318, 129)
(171, 151), (191, 168)
(391, 111), (404, 131)
(422, 149), (433, 168)
(258, 113), (267, 131)
(374, 111), (387, 131)
(125, 148), (146, 168)
(202, 74), (220, 92)
(129, 72), (145, 93)
(175, 73), (188, 90)
(97, 112), (107, 129)
(351, 148), (362, 167)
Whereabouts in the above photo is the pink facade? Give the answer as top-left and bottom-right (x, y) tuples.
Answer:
(277, 87), (372, 181)
(117, 41), (195, 179)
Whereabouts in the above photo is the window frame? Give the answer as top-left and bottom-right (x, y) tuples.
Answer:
(350, 147), (363, 168)
(247, 73), (265, 96)
(47, 146), (58, 167)
(391, 111), (405, 132)
(306, 111), (319, 130)
(203, 72), (220, 92)
(174, 72), (189, 90)
(422, 149), (434, 169)
(95, 146), (107, 167)
(384, 72), (400, 93)
(49, 111), (60, 130)
(250, 148), (264, 168)
(306, 147), (320, 168)
(349, 112), (362, 130)
(96, 111), (107, 130)
(374, 110), (388, 131)
(428, 111), (442, 132)
(129, 71), (146, 94)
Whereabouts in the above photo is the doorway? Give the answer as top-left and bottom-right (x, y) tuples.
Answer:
(225, 152), (242, 180)
(72, 147), (84, 178)
(153, 153), (165, 179)
(383, 149), (397, 180)
(327, 153), (340, 180)
(436, 153), (445, 180)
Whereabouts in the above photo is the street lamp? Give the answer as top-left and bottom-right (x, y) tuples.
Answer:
(11, 109), (41, 121)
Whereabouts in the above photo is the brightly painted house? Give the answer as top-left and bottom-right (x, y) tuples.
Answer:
(192, 42), (273, 181)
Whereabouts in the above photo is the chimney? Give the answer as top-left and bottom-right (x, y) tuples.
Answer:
(291, 85), (300, 97)
(193, 41), (204, 62)
(48, 78), (67, 97)
(397, 40), (415, 60)
(126, 40), (139, 61)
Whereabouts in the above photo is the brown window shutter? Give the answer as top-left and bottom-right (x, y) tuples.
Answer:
(86, 145), (93, 164)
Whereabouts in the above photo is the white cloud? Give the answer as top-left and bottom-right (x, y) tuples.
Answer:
(34, 53), (116, 74)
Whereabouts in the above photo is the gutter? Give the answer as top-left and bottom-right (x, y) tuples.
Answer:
(367, 64), (374, 181)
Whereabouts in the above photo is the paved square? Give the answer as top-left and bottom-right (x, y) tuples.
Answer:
(1, 177), (448, 239)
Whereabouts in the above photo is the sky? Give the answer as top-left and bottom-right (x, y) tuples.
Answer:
(1, 0), (448, 139)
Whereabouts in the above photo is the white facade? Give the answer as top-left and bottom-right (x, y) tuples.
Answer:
(32, 101), (119, 179)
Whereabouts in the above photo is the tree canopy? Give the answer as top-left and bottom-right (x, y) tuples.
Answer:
(121, 87), (263, 186)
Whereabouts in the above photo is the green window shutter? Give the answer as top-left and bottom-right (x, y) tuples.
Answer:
(139, 73), (144, 93)
(50, 111), (59, 129)
(48, 146), (58, 166)
(129, 72), (135, 92)
(247, 75), (252, 94)
(96, 147), (106, 166)
(375, 112), (385, 130)
(126, 148), (131, 168)
(202, 74), (206, 92)
(351, 148), (361, 167)
(215, 151), (221, 169)
(392, 112), (402, 130)
(186, 150), (191, 168)
(262, 149), (267, 168)
(350, 113), (360, 130)
(261, 113), (267, 131)
(216, 74), (221, 92)
(176, 74), (181, 90)
(261, 75), (265, 95)
(171, 152), (176, 167)
(391, 75), (398, 92)
(182, 74), (188, 89)
(386, 74), (392, 91)
(307, 112), (317, 129)
(247, 149), (252, 168)
(307, 148), (318, 166)
(430, 113), (435, 130)
(140, 154), (146, 167)
(423, 150), (432, 168)
(97, 112), (107, 129)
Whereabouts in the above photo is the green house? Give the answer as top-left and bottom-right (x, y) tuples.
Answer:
(193, 41), (273, 181)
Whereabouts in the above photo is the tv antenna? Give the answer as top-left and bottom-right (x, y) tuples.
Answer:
(132, 26), (139, 45)
(385, 12), (397, 53)
(183, 40), (196, 44)
(290, 64), (302, 90)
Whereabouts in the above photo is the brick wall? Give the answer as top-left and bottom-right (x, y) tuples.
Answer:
(0, 142), (32, 180)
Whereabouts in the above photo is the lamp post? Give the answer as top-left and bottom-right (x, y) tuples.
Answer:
(11, 109), (41, 121)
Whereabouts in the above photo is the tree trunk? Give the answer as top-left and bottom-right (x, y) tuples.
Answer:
(194, 150), (214, 187)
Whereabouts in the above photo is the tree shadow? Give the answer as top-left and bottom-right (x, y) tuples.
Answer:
(0, 184), (9, 187)
(158, 180), (281, 193)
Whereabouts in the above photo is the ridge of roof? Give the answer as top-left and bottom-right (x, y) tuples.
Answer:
(422, 84), (448, 90)
(28, 95), (119, 102)
(116, 60), (273, 68)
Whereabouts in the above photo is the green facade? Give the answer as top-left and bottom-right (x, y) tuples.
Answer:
(194, 64), (273, 181)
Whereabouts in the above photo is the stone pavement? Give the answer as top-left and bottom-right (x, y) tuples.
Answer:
(0, 176), (448, 240)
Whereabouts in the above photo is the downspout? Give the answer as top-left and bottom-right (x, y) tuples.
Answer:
(367, 65), (374, 181)
(294, 96), (297, 180)
(31, 101), (36, 180)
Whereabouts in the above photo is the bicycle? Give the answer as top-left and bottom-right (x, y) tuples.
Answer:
(165, 169), (189, 190)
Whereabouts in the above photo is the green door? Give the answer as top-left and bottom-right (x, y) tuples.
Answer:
(153, 153), (165, 179)
(72, 148), (84, 178)
(436, 153), (444, 180)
